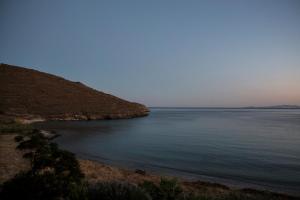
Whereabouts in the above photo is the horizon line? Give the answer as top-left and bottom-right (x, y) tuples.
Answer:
(149, 105), (300, 109)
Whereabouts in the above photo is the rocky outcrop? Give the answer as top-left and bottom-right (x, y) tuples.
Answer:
(0, 64), (149, 121)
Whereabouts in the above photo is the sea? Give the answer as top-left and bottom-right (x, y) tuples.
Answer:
(34, 108), (300, 195)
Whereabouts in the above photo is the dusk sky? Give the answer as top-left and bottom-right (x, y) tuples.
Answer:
(1, 0), (300, 107)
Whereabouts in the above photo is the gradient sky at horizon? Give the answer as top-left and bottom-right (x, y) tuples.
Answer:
(0, 0), (300, 107)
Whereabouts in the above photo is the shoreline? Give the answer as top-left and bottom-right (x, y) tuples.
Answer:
(77, 157), (300, 197)
(1, 132), (299, 199)
(5, 110), (149, 124)
(1, 116), (299, 199)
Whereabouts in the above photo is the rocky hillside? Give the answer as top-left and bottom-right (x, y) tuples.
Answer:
(0, 64), (149, 121)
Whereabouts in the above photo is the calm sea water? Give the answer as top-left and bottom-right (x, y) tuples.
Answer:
(35, 108), (300, 195)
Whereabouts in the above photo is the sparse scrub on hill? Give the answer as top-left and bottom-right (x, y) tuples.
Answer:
(0, 64), (149, 120)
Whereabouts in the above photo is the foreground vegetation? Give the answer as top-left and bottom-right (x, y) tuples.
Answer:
(0, 120), (299, 200)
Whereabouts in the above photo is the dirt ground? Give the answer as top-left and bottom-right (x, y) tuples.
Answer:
(0, 134), (30, 184)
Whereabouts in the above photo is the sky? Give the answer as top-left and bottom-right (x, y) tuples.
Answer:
(0, 0), (300, 107)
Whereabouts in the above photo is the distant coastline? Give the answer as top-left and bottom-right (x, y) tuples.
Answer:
(150, 105), (300, 109)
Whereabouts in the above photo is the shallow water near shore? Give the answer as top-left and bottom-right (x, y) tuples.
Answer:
(35, 108), (300, 195)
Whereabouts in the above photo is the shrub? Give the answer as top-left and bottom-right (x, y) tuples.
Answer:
(29, 142), (84, 181)
(17, 132), (47, 150)
(88, 182), (151, 200)
(14, 135), (24, 142)
(140, 181), (163, 200)
(0, 171), (88, 200)
(140, 178), (184, 200)
(0, 122), (33, 134)
(1, 171), (63, 200)
(160, 178), (183, 200)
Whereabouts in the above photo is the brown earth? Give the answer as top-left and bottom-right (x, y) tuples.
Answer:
(0, 63), (149, 120)
(0, 134), (30, 184)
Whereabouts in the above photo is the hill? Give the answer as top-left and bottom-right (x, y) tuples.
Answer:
(0, 63), (149, 121)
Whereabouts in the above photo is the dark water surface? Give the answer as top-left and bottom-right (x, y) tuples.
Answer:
(35, 108), (300, 195)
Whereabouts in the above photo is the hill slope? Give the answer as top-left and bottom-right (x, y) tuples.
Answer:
(0, 64), (149, 120)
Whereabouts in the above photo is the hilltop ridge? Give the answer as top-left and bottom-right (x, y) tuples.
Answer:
(0, 63), (149, 121)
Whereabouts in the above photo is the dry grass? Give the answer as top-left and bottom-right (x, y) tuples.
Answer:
(80, 159), (162, 185)
(79, 159), (231, 196)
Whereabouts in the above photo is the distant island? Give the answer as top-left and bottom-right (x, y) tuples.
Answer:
(151, 105), (300, 109)
(242, 105), (300, 109)
(0, 63), (149, 121)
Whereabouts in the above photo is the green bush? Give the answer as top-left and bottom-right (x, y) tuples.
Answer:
(31, 143), (84, 182)
(140, 178), (184, 200)
(0, 171), (88, 200)
(140, 181), (163, 200)
(160, 178), (183, 200)
(88, 182), (151, 200)
(17, 133), (47, 150)
(0, 122), (33, 134)
(1, 171), (63, 200)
